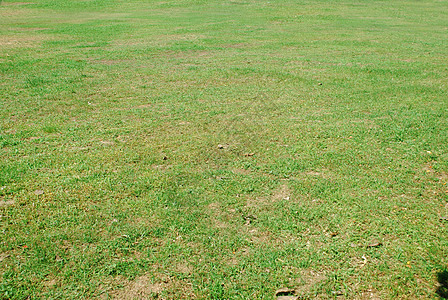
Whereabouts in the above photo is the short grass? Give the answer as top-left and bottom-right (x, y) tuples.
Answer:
(1, 0), (448, 298)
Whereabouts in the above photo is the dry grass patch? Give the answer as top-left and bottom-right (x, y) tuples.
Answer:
(0, 2), (33, 6)
(246, 183), (291, 208)
(108, 274), (196, 299)
(0, 34), (49, 48)
(0, 199), (15, 207)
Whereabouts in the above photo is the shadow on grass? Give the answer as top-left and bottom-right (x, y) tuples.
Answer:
(437, 269), (448, 299)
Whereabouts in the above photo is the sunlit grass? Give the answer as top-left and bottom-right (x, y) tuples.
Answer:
(1, 0), (448, 298)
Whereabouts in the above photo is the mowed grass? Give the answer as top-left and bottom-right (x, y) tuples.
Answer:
(1, 0), (448, 298)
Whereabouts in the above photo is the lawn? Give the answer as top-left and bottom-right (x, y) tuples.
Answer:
(1, 0), (448, 298)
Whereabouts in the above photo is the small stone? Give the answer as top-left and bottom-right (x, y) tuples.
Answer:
(34, 190), (44, 195)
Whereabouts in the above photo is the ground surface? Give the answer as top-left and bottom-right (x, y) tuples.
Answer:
(1, 0), (448, 298)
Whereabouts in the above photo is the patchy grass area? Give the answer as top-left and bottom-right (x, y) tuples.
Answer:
(1, 0), (448, 298)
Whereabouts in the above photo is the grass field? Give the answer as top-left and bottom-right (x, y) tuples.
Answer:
(1, 0), (448, 298)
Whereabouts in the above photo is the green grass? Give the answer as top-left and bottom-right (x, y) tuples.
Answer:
(1, 0), (448, 298)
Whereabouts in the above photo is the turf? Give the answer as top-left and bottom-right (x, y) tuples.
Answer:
(1, 0), (448, 298)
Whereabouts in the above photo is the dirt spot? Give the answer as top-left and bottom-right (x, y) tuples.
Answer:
(152, 164), (172, 170)
(33, 189), (44, 195)
(354, 289), (381, 299)
(288, 269), (326, 296)
(135, 104), (152, 109)
(246, 183), (291, 208)
(0, 200), (15, 207)
(208, 202), (228, 229)
(306, 171), (322, 177)
(43, 278), (58, 288)
(110, 275), (158, 299)
(247, 227), (272, 244)
(109, 274), (195, 299)
(233, 168), (251, 175)
(0, 252), (11, 262)
(226, 256), (239, 266)
(208, 202), (220, 210)
(186, 241), (202, 250)
(423, 163), (448, 182)
(175, 263), (192, 274)
(272, 183), (291, 202)
(213, 219), (228, 229)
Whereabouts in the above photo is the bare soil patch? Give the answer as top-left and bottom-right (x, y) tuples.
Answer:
(109, 274), (195, 299)
(0, 200), (15, 207)
(246, 183), (291, 208)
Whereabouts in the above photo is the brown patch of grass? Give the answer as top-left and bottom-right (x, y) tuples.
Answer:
(226, 256), (239, 267)
(86, 58), (132, 66)
(175, 263), (192, 275)
(113, 104), (156, 111)
(233, 168), (251, 175)
(133, 104), (152, 109)
(43, 278), (58, 288)
(354, 289), (382, 300)
(246, 183), (291, 208)
(207, 202), (229, 229)
(95, 59), (124, 65)
(153, 33), (206, 43)
(49, 13), (130, 25)
(11, 27), (48, 31)
(0, 252), (11, 262)
(208, 202), (220, 211)
(0, 199), (15, 207)
(0, 35), (48, 48)
(423, 163), (448, 182)
(109, 274), (196, 299)
(271, 183), (291, 202)
(112, 34), (206, 49)
(221, 42), (247, 48)
(152, 164), (172, 171)
(109, 275), (157, 299)
(288, 269), (326, 297)
(246, 227), (272, 245)
(1, 2), (33, 6)
(303, 170), (334, 182)
(212, 219), (228, 229)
